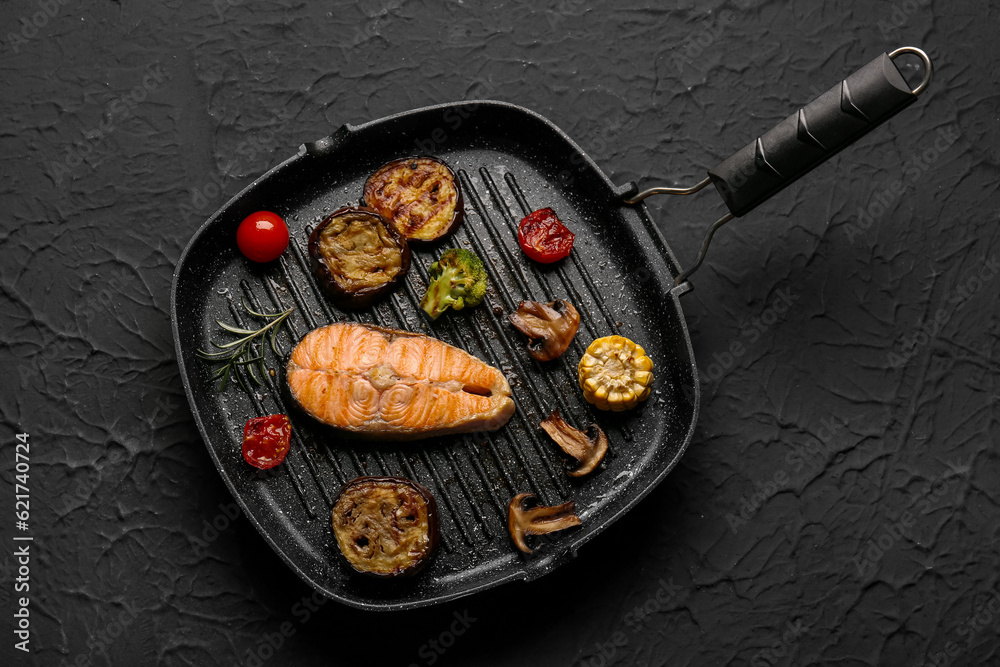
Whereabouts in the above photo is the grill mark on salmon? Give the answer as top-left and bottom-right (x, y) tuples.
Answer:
(287, 323), (515, 440)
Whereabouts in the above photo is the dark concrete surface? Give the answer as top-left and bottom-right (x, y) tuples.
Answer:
(1, 0), (998, 665)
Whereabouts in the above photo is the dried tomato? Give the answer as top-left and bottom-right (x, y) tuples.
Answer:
(517, 207), (575, 263)
(242, 414), (291, 469)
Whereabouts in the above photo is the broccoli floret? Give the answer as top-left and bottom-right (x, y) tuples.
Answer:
(420, 248), (488, 320)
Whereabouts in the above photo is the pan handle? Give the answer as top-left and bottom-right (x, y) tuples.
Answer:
(707, 48), (931, 217)
(628, 47), (932, 287)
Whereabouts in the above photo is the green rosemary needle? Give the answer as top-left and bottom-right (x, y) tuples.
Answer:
(196, 300), (294, 392)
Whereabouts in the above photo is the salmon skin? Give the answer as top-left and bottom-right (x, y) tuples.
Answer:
(286, 323), (515, 440)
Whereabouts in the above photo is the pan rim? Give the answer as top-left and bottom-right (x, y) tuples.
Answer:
(170, 99), (701, 611)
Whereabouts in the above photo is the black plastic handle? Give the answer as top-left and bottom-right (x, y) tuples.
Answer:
(708, 52), (921, 218)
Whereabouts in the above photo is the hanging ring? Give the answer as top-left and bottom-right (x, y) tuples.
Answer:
(888, 46), (933, 96)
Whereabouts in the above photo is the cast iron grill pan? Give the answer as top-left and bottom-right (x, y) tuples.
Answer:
(171, 49), (931, 610)
(173, 102), (697, 610)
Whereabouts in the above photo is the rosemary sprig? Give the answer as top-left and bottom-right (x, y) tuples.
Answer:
(196, 300), (294, 392)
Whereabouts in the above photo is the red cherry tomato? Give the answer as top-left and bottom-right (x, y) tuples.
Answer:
(517, 208), (575, 263)
(242, 414), (292, 469)
(236, 211), (289, 263)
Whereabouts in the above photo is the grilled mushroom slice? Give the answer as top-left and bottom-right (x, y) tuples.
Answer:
(363, 157), (463, 242)
(331, 476), (439, 577)
(540, 409), (608, 477)
(308, 206), (410, 309)
(507, 492), (581, 554)
(508, 299), (580, 362)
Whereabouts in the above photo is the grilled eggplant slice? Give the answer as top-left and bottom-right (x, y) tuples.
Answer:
(363, 157), (463, 242)
(307, 206), (410, 309)
(332, 476), (439, 577)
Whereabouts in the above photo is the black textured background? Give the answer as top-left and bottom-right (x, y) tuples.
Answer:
(2, 0), (998, 665)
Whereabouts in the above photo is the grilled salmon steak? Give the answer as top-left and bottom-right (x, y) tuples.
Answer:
(287, 323), (514, 439)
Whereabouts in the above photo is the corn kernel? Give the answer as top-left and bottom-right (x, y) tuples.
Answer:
(633, 370), (653, 386)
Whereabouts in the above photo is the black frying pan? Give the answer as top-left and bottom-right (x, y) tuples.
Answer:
(171, 47), (932, 610)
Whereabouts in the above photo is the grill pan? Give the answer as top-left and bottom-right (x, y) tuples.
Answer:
(171, 48), (932, 610)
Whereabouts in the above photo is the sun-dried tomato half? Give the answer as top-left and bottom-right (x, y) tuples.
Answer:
(517, 207), (575, 263)
(242, 414), (292, 469)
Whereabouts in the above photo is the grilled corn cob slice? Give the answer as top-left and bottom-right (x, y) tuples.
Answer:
(578, 336), (653, 411)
